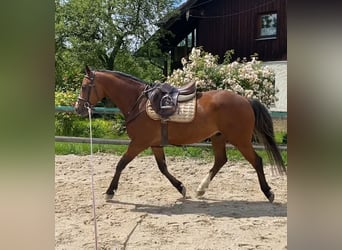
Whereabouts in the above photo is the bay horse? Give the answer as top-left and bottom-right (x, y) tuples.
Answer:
(75, 66), (286, 203)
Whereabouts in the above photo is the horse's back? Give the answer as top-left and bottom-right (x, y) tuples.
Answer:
(198, 90), (253, 117)
(196, 90), (255, 140)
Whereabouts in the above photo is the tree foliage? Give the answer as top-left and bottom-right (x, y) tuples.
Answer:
(55, 0), (180, 91)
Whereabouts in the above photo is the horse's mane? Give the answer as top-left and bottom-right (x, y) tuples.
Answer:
(99, 70), (148, 85)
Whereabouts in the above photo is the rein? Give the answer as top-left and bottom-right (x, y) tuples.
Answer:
(125, 85), (155, 125)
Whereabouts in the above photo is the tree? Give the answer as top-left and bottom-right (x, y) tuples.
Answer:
(55, 0), (180, 91)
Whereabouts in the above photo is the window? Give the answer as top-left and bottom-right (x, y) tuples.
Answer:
(177, 29), (197, 48)
(173, 28), (197, 70)
(257, 13), (277, 39)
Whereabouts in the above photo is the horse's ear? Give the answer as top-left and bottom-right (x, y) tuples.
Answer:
(85, 65), (92, 76)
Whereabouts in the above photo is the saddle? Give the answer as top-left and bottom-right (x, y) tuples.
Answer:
(145, 81), (197, 146)
(146, 81), (196, 119)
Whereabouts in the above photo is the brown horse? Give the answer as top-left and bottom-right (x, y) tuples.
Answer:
(75, 66), (286, 203)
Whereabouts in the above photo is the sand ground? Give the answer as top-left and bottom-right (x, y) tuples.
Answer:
(55, 154), (287, 250)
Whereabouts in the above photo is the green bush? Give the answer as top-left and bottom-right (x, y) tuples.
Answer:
(111, 113), (126, 136)
(55, 91), (80, 136)
(72, 119), (117, 138)
(55, 90), (126, 137)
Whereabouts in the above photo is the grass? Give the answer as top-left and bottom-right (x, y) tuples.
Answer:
(55, 141), (287, 166)
(55, 142), (212, 157)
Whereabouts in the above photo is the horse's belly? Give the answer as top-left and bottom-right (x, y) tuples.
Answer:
(167, 121), (219, 145)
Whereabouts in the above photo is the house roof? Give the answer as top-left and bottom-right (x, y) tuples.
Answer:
(157, 0), (214, 51)
(159, 0), (200, 29)
(135, 0), (213, 54)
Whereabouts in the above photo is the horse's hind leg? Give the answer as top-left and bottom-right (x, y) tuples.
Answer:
(196, 133), (227, 197)
(105, 142), (147, 201)
(151, 146), (186, 198)
(236, 144), (274, 202)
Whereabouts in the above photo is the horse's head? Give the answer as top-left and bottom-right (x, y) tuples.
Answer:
(74, 66), (103, 116)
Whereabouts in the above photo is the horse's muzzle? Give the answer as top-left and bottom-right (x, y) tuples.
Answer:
(74, 100), (89, 117)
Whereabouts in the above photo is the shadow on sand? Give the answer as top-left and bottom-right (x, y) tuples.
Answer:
(107, 197), (287, 218)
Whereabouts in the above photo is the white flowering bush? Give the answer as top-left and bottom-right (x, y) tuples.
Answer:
(167, 47), (278, 108)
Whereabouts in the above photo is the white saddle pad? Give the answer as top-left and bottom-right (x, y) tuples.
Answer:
(146, 97), (196, 123)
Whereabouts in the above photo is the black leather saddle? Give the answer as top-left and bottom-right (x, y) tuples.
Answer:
(146, 82), (196, 119)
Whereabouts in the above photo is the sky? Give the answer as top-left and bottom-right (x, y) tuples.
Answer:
(176, 0), (187, 6)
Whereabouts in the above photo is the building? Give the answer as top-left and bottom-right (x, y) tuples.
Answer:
(158, 0), (287, 111)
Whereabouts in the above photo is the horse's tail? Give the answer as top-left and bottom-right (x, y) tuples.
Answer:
(249, 99), (287, 174)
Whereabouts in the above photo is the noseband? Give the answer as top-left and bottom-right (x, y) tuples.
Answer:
(78, 72), (98, 108)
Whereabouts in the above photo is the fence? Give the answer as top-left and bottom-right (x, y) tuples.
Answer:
(55, 106), (287, 151)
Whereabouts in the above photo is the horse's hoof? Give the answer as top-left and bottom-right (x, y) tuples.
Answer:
(196, 190), (205, 197)
(267, 191), (275, 203)
(105, 193), (114, 201)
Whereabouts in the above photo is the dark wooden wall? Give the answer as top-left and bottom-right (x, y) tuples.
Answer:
(195, 0), (287, 61)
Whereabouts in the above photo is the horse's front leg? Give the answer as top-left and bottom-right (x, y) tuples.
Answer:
(151, 146), (187, 198)
(104, 156), (130, 201)
(105, 142), (147, 201)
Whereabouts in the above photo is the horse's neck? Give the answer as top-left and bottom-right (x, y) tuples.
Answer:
(103, 74), (145, 117)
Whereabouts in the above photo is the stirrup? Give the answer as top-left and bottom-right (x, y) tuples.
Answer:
(160, 95), (175, 109)
(160, 105), (174, 109)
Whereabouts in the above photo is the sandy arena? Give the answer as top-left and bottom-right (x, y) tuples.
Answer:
(55, 154), (287, 249)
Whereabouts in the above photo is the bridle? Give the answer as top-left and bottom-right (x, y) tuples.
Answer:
(77, 71), (99, 109)
(76, 70), (152, 124)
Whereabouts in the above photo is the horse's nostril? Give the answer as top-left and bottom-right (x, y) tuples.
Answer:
(74, 103), (83, 115)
